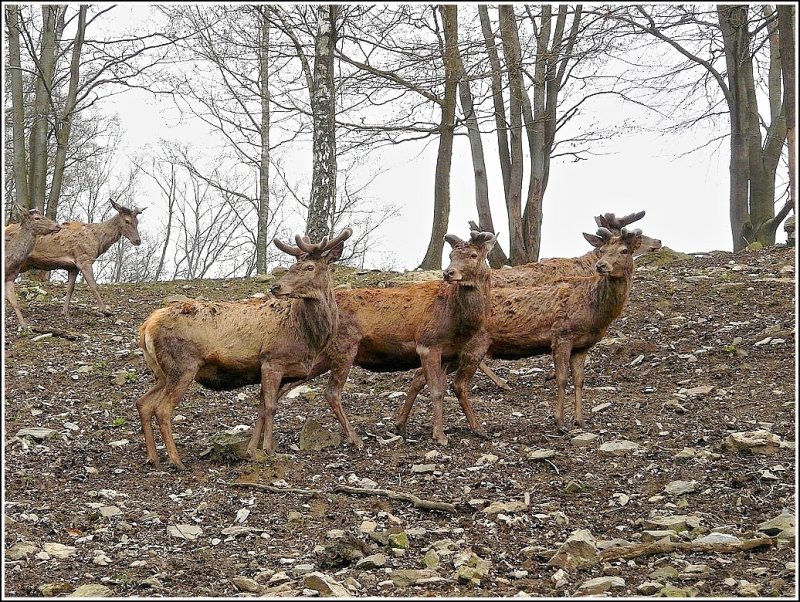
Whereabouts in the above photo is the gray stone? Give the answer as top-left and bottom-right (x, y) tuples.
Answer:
(571, 433), (598, 447)
(299, 419), (341, 451)
(6, 541), (39, 560)
(693, 533), (741, 545)
(42, 542), (77, 559)
(67, 584), (113, 597)
(598, 440), (639, 456)
(167, 524), (203, 540)
(411, 463), (436, 473)
(423, 549), (440, 569)
(355, 553), (386, 569)
(482, 500), (529, 515)
(637, 581), (664, 595)
(231, 577), (261, 593)
(681, 564), (713, 579)
(649, 565), (679, 580)
(577, 576), (625, 595)
(548, 529), (599, 570)
(220, 525), (255, 537)
(39, 583), (73, 596)
(390, 569), (439, 588)
(664, 480), (698, 496)
(757, 512), (795, 536)
(685, 385), (714, 396)
(99, 505), (121, 518)
(16, 427), (59, 441)
(737, 581), (762, 597)
(527, 449), (557, 460)
(642, 530), (677, 543)
(642, 515), (694, 532)
(303, 572), (350, 597)
(724, 430), (783, 455)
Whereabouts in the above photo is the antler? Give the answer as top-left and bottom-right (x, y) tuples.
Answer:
(602, 211), (645, 229)
(469, 230), (496, 245)
(596, 227), (614, 242)
(284, 228), (353, 258)
(444, 234), (465, 247)
(273, 236), (306, 257)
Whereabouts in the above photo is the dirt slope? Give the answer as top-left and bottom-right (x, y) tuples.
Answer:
(3, 245), (796, 597)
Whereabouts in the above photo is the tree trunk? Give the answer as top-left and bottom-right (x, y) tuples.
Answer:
(419, 5), (459, 270)
(6, 5), (30, 210)
(257, 10), (270, 273)
(47, 5), (87, 220)
(28, 5), (61, 213)
(718, 5), (753, 251)
(452, 7), (508, 267)
(498, 5), (527, 265)
(306, 5), (339, 243)
(777, 5), (796, 218)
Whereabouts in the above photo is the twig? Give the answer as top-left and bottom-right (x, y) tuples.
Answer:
(224, 480), (322, 497)
(544, 459), (560, 475)
(29, 326), (81, 340)
(332, 485), (458, 514)
(597, 536), (777, 565)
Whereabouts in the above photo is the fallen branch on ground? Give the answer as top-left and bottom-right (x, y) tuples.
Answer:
(224, 480), (322, 497)
(29, 326), (82, 340)
(332, 485), (458, 513)
(597, 536), (777, 565)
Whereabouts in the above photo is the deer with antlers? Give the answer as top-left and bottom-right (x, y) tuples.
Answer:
(6, 199), (145, 318)
(4, 207), (62, 326)
(395, 227), (643, 433)
(136, 228), (352, 469)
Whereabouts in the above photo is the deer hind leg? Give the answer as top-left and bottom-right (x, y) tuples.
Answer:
(154, 370), (197, 470)
(78, 262), (110, 315)
(393, 366), (428, 435)
(453, 356), (487, 439)
(570, 350), (589, 429)
(552, 342), (572, 432)
(136, 380), (168, 467)
(479, 361), (511, 390)
(63, 269), (79, 319)
(6, 279), (28, 327)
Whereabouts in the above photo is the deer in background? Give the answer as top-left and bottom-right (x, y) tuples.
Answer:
(395, 227), (643, 433)
(7, 199), (145, 318)
(4, 207), (62, 326)
(468, 211), (660, 388)
(136, 229), (352, 469)
(264, 230), (498, 448)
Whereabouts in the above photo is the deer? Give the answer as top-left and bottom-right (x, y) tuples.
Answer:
(7, 199), (145, 319)
(254, 230), (498, 449)
(4, 207), (62, 326)
(394, 227), (643, 434)
(135, 228), (352, 470)
(468, 211), (660, 389)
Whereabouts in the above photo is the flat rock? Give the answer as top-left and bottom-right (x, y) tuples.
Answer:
(220, 525), (255, 537)
(411, 463), (436, 473)
(642, 514), (699, 532)
(577, 576), (625, 595)
(637, 581), (664, 595)
(390, 569), (439, 588)
(67, 584), (113, 597)
(355, 553), (386, 569)
(685, 385), (714, 396)
(758, 512), (795, 536)
(642, 530), (677, 542)
(6, 541), (39, 560)
(167, 524), (203, 540)
(303, 572), (350, 597)
(693, 533), (741, 545)
(571, 433), (598, 447)
(482, 500), (529, 515)
(299, 419), (341, 451)
(527, 449), (557, 460)
(649, 565), (679, 580)
(548, 529), (599, 570)
(724, 430), (783, 455)
(231, 577), (261, 593)
(42, 542), (77, 559)
(664, 480), (698, 495)
(16, 427), (59, 441)
(39, 583), (73, 596)
(598, 440), (639, 456)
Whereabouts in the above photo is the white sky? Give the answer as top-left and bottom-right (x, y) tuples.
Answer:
(94, 3), (790, 271)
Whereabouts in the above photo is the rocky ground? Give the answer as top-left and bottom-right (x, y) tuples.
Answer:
(3, 244), (796, 598)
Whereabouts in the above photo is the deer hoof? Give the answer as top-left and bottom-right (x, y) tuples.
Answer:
(575, 418), (587, 429)
(434, 434), (449, 446)
(143, 457), (161, 469)
(474, 429), (490, 440)
(350, 437), (365, 450)
(391, 421), (407, 436)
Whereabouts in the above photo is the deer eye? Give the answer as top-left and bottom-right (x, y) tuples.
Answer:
(471, 253), (478, 259)
(621, 249), (629, 255)
(306, 265), (315, 271)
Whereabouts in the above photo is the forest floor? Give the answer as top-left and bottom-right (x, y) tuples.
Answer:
(2, 244), (797, 598)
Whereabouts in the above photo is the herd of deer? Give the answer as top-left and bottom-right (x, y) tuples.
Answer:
(4, 201), (661, 470)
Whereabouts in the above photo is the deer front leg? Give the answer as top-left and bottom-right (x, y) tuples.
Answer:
(324, 353), (363, 450)
(5, 279), (29, 327)
(78, 262), (111, 315)
(247, 363), (283, 458)
(418, 345), (448, 445)
(552, 342), (572, 432)
(63, 269), (79, 319)
(136, 380), (167, 467)
(570, 350), (589, 429)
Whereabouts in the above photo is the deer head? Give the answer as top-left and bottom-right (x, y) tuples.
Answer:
(18, 206), (61, 236)
(442, 230), (497, 286)
(594, 211), (661, 255)
(110, 198), (145, 246)
(594, 227), (642, 277)
(270, 228), (353, 299)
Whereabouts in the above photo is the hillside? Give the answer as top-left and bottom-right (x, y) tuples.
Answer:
(3, 245), (796, 597)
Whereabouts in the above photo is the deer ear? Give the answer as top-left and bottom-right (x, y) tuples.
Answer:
(583, 232), (604, 248)
(321, 241), (345, 264)
(481, 234), (498, 253)
(110, 198), (123, 213)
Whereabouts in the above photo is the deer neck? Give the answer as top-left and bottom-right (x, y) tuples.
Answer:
(88, 215), (125, 257)
(292, 286), (338, 352)
(453, 271), (491, 333)
(7, 225), (37, 268)
(592, 265), (633, 325)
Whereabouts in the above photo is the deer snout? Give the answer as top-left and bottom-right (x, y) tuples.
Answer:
(595, 260), (611, 274)
(270, 284), (283, 296)
(443, 268), (460, 282)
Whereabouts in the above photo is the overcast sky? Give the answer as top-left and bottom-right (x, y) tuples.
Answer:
(99, 3), (789, 272)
